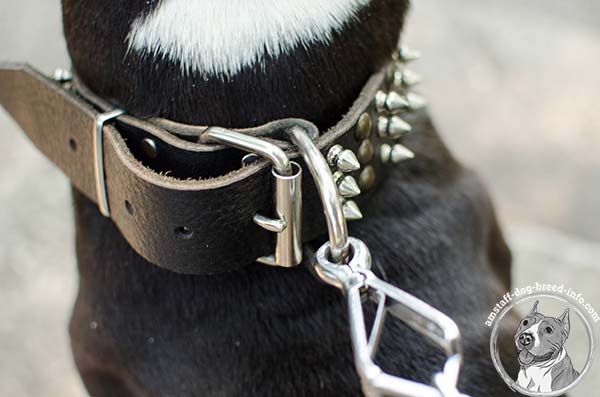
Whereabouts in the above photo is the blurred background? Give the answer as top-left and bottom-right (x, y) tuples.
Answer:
(0, 0), (598, 395)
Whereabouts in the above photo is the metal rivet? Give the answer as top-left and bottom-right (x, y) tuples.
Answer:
(355, 113), (372, 140)
(174, 226), (193, 239)
(357, 140), (373, 164)
(241, 153), (259, 166)
(141, 138), (158, 159)
(359, 165), (376, 190)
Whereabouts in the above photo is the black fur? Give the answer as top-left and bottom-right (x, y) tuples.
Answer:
(62, 0), (521, 395)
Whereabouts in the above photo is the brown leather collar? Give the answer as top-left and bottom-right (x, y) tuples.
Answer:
(0, 61), (419, 274)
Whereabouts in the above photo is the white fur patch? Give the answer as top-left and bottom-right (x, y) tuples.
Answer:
(127, 0), (370, 77)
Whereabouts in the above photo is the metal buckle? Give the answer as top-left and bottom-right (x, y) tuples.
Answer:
(202, 127), (302, 267)
(203, 124), (469, 396)
(93, 109), (125, 217)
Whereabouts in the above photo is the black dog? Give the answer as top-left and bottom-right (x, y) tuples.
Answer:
(61, 0), (520, 395)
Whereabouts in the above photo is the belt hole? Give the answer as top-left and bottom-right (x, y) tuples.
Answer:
(68, 138), (77, 151)
(174, 226), (193, 239)
(124, 200), (134, 215)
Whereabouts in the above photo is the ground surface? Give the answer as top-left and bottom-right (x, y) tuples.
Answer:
(0, 0), (598, 396)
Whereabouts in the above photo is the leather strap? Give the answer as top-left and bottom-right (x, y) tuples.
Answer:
(0, 63), (389, 274)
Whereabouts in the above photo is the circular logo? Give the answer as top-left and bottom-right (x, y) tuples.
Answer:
(490, 293), (595, 396)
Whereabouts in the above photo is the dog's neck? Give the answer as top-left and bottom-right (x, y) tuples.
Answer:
(62, 0), (408, 129)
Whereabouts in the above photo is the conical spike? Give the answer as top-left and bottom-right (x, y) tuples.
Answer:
(391, 144), (415, 163)
(336, 174), (361, 198)
(385, 91), (409, 113)
(393, 69), (421, 88)
(387, 116), (412, 138)
(406, 93), (427, 111)
(337, 149), (360, 172)
(343, 200), (363, 221)
(375, 90), (410, 114)
(398, 46), (421, 63)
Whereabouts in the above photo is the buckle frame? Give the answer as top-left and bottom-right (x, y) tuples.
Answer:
(93, 109), (125, 217)
(202, 127), (303, 267)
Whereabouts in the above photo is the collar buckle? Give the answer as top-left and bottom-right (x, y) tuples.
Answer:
(202, 127), (303, 267)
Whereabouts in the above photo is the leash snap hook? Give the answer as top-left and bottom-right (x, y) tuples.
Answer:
(312, 239), (471, 397)
(202, 127), (303, 268)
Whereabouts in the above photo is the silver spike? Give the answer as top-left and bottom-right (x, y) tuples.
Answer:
(334, 171), (361, 198)
(377, 116), (411, 139)
(397, 46), (421, 63)
(391, 144), (415, 163)
(380, 144), (392, 164)
(337, 149), (360, 172)
(375, 90), (409, 114)
(405, 93), (427, 111)
(343, 200), (363, 221)
(327, 144), (360, 173)
(392, 68), (421, 88)
(387, 116), (412, 138)
(53, 68), (72, 82)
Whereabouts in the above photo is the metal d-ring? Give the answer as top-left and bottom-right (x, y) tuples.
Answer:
(202, 127), (302, 268)
(286, 126), (349, 263)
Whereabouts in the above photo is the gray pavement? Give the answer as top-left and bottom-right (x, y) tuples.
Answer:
(0, 1), (598, 396)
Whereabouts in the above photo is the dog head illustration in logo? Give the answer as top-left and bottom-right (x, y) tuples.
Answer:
(514, 301), (580, 392)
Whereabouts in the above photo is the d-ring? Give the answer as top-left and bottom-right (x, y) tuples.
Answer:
(286, 126), (349, 263)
